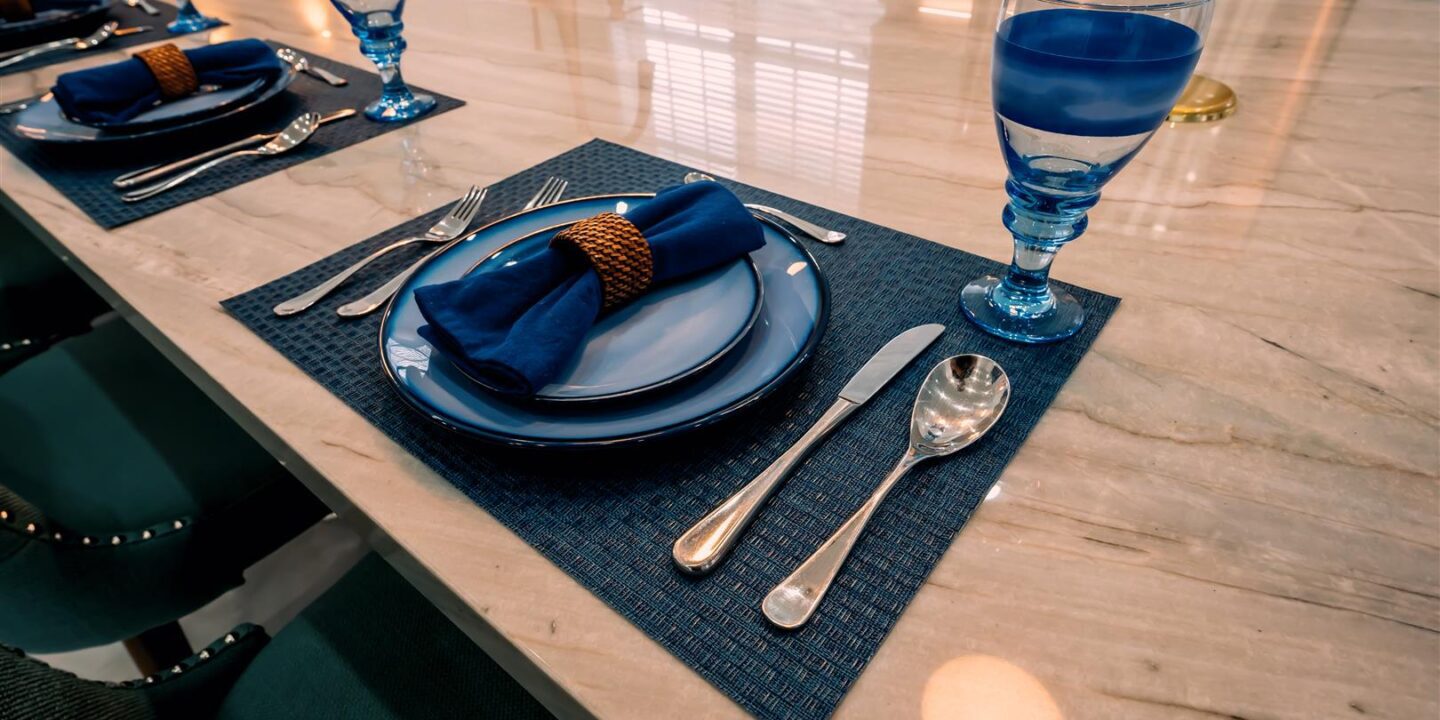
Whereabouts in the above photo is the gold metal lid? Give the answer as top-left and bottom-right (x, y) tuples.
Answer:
(1168, 75), (1237, 123)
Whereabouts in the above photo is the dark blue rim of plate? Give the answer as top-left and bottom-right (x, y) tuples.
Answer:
(377, 193), (831, 449)
(0, 0), (111, 39)
(13, 63), (297, 143)
(75, 77), (270, 132)
(455, 220), (766, 405)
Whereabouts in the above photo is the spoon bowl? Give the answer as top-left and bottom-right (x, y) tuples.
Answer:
(911, 355), (1009, 456)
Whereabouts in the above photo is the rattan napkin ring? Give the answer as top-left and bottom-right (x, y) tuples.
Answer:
(0, 0), (35, 22)
(551, 212), (654, 310)
(134, 44), (200, 100)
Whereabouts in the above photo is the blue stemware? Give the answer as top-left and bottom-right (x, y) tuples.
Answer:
(961, 0), (1213, 343)
(327, 0), (434, 122)
(166, 0), (221, 34)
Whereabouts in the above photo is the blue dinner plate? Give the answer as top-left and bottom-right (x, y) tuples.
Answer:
(459, 223), (763, 403)
(77, 76), (269, 132)
(380, 194), (830, 448)
(0, 0), (111, 45)
(10, 63), (296, 143)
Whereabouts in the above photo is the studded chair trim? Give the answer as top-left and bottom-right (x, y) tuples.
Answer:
(0, 485), (192, 550)
(551, 212), (654, 309)
(134, 44), (200, 100)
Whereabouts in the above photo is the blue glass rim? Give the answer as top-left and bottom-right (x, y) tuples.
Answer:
(1033, 0), (1210, 10)
(376, 193), (832, 450)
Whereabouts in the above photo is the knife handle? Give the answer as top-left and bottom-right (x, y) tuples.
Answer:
(113, 134), (267, 189)
(673, 398), (858, 576)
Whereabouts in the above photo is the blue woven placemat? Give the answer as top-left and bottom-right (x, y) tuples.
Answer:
(0, 1), (224, 75)
(223, 139), (1119, 720)
(0, 42), (462, 228)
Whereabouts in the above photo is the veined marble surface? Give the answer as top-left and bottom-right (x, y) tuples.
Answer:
(0, 0), (1435, 717)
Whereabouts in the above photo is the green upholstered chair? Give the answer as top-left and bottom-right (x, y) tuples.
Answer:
(0, 202), (108, 373)
(0, 318), (329, 654)
(0, 554), (556, 720)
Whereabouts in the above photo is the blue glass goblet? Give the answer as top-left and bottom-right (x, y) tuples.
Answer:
(328, 0), (435, 122)
(166, 0), (222, 34)
(961, 0), (1213, 343)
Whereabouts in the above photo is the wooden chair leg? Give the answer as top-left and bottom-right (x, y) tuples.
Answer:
(122, 621), (192, 676)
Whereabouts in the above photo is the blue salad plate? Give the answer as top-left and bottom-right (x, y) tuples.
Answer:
(10, 62), (296, 143)
(458, 224), (764, 404)
(380, 194), (830, 448)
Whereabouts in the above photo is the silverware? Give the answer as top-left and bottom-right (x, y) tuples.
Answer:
(0, 92), (48, 115)
(762, 355), (1011, 629)
(125, 0), (161, 16)
(121, 112), (320, 202)
(0, 22), (122, 69)
(673, 324), (946, 576)
(273, 185), (486, 316)
(335, 176), (569, 318)
(682, 171), (846, 244)
(113, 108), (357, 189)
(276, 48), (348, 87)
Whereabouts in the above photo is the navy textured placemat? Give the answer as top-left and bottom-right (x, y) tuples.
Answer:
(0, 1), (224, 75)
(0, 42), (462, 228)
(223, 140), (1119, 720)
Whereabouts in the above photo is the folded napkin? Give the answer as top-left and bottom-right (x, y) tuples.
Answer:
(52, 39), (283, 124)
(414, 182), (765, 396)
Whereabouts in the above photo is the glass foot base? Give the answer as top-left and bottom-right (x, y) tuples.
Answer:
(960, 275), (1084, 343)
(166, 15), (222, 33)
(364, 93), (436, 122)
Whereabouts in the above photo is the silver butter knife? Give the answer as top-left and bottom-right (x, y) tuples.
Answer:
(112, 108), (358, 189)
(672, 323), (946, 575)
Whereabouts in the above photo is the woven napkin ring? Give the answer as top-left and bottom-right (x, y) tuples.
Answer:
(0, 0), (34, 22)
(551, 212), (654, 309)
(134, 44), (200, 100)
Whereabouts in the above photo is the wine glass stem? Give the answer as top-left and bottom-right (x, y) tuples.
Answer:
(995, 180), (1098, 317)
(376, 61), (416, 105)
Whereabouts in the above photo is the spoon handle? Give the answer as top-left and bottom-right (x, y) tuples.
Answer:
(673, 399), (859, 575)
(763, 451), (922, 629)
(121, 149), (257, 202)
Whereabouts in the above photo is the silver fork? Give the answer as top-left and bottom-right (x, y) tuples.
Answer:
(273, 185), (486, 316)
(335, 176), (569, 318)
(0, 22), (119, 69)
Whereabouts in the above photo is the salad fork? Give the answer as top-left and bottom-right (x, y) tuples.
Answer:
(335, 177), (568, 318)
(273, 185), (486, 316)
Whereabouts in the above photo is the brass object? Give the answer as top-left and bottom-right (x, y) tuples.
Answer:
(135, 43), (199, 100)
(552, 212), (654, 309)
(1168, 74), (1237, 123)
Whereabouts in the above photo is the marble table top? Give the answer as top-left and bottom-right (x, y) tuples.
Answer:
(0, 0), (1435, 717)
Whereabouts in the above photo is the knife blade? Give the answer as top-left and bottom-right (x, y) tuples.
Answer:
(672, 323), (946, 575)
(112, 108), (358, 189)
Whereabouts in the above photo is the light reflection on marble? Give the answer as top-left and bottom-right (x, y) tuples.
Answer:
(0, 0), (1434, 718)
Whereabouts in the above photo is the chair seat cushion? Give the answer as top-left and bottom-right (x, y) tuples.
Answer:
(0, 320), (327, 651)
(216, 555), (554, 720)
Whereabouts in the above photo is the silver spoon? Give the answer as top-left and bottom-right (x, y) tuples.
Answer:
(276, 47), (349, 87)
(682, 171), (846, 244)
(121, 112), (321, 202)
(762, 355), (1011, 630)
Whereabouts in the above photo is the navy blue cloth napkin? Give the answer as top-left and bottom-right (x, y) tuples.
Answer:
(52, 38), (284, 124)
(414, 181), (764, 396)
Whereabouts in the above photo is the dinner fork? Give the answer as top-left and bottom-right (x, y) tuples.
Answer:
(335, 176), (569, 318)
(273, 185), (486, 316)
(0, 22), (120, 69)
